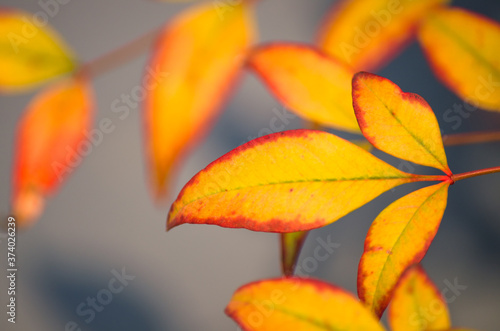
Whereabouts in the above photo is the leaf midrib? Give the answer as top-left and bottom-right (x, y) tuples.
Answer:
(362, 81), (448, 171)
(173, 175), (412, 218)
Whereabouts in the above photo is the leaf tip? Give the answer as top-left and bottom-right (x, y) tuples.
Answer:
(166, 212), (177, 232)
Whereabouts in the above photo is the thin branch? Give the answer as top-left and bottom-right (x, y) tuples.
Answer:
(78, 27), (161, 78)
(452, 166), (500, 182)
(442, 131), (500, 147)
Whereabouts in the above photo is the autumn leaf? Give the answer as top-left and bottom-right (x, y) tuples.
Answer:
(0, 9), (76, 92)
(226, 277), (385, 331)
(281, 231), (309, 276)
(280, 138), (372, 276)
(418, 7), (500, 112)
(353, 72), (451, 176)
(247, 44), (359, 132)
(166, 130), (449, 233)
(358, 182), (450, 317)
(389, 265), (451, 331)
(318, 0), (449, 72)
(12, 76), (93, 227)
(144, 1), (255, 201)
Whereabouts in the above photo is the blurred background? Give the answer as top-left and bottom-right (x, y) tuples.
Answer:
(0, 0), (499, 330)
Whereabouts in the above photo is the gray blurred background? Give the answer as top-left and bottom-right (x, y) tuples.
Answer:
(1, 0), (499, 330)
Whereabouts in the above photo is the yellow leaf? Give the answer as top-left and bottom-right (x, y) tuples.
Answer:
(389, 265), (451, 331)
(353, 72), (451, 175)
(248, 44), (359, 132)
(279, 138), (373, 275)
(281, 231), (308, 276)
(226, 277), (385, 331)
(144, 1), (255, 200)
(318, 0), (449, 72)
(358, 182), (450, 317)
(12, 76), (93, 227)
(418, 7), (500, 112)
(167, 130), (446, 233)
(279, 138), (372, 275)
(0, 9), (76, 92)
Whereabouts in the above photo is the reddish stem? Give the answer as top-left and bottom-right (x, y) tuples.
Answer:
(452, 166), (500, 182)
(443, 131), (500, 146)
(413, 174), (452, 183)
(78, 27), (161, 78)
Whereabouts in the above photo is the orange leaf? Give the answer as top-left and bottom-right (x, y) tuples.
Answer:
(358, 182), (450, 317)
(12, 77), (93, 227)
(389, 265), (451, 331)
(353, 72), (451, 175)
(281, 231), (309, 276)
(418, 7), (500, 112)
(166, 130), (443, 233)
(248, 44), (359, 132)
(226, 277), (385, 331)
(0, 9), (76, 92)
(318, 0), (449, 72)
(144, 1), (255, 200)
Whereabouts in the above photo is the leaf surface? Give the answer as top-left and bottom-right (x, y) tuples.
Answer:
(358, 182), (449, 317)
(318, 0), (449, 72)
(0, 9), (76, 92)
(248, 44), (359, 132)
(279, 138), (372, 275)
(389, 265), (451, 331)
(418, 7), (500, 112)
(353, 72), (451, 175)
(144, 1), (255, 200)
(226, 277), (385, 331)
(12, 77), (93, 227)
(167, 130), (430, 233)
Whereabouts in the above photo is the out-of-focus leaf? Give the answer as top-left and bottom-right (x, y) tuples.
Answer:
(144, 1), (255, 201)
(0, 9), (76, 92)
(226, 277), (386, 331)
(248, 44), (359, 132)
(418, 7), (500, 112)
(165, 129), (447, 233)
(353, 72), (451, 175)
(318, 0), (449, 72)
(12, 76), (93, 227)
(280, 231), (308, 276)
(389, 265), (451, 331)
(358, 183), (450, 317)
